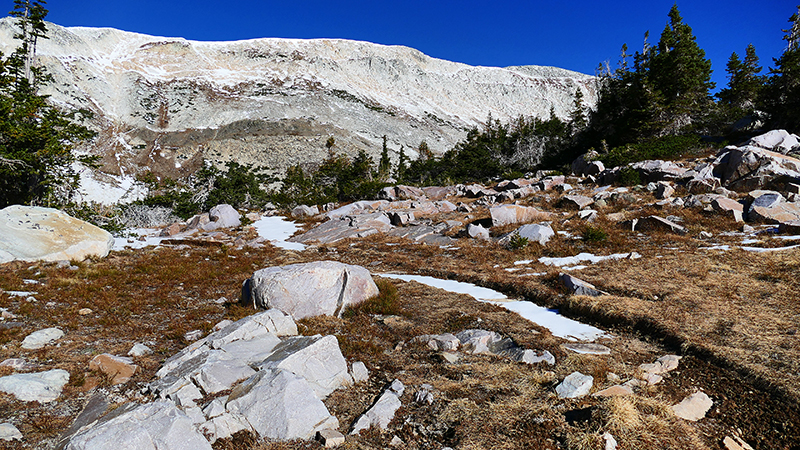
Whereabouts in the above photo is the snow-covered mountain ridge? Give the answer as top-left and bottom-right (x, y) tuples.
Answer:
(0, 18), (597, 181)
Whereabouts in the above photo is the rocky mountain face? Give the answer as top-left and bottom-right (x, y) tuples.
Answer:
(0, 18), (596, 182)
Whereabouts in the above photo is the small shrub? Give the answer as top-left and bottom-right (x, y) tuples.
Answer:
(617, 166), (642, 186)
(583, 226), (608, 243)
(505, 233), (529, 250)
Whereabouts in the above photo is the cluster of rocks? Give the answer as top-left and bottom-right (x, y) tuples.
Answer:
(413, 329), (555, 365)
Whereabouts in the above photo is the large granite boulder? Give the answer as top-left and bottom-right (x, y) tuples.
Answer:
(716, 145), (800, 191)
(0, 205), (113, 264)
(242, 261), (379, 319)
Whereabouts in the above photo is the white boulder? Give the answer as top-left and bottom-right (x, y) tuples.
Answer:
(243, 261), (379, 320)
(0, 205), (113, 264)
(0, 369), (70, 403)
(21, 327), (64, 349)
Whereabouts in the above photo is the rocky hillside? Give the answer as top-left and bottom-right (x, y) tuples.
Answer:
(0, 18), (596, 183)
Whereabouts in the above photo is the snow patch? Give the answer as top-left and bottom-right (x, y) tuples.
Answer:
(252, 216), (306, 251)
(379, 273), (608, 342)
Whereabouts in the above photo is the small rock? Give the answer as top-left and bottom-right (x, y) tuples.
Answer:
(78, 308), (93, 315)
(0, 423), (22, 441)
(0, 358), (32, 370)
(603, 432), (618, 450)
(21, 327), (64, 350)
(350, 361), (369, 383)
(351, 380), (404, 434)
(414, 384), (435, 405)
(641, 372), (663, 385)
(127, 343), (153, 357)
(316, 429), (345, 448)
(390, 435), (405, 447)
(556, 372), (593, 398)
(559, 273), (607, 297)
(184, 330), (203, 341)
(672, 391), (713, 421)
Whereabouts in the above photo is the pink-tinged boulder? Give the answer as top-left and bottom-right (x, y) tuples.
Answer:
(0, 206), (113, 264)
(490, 205), (550, 227)
(89, 354), (138, 385)
(672, 391), (713, 421)
(242, 261), (379, 320)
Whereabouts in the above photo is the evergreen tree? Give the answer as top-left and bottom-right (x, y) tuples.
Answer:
(764, 6), (800, 132)
(648, 4), (714, 132)
(717, 44), (763, 116)
(396, 145), (407, 180)
(0, 0), (95, 207)
(417, 140), (433, 160)
(568, 88), (588, 132)
(378, 135), (391, 178)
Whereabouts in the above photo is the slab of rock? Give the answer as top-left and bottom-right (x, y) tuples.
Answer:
(748, 199), (800, 224)
(563, 343), (611, 355)
(89, 354), (138, 385)
(560, 273), (607, 297)
(21, 327), (64, 349)
(226, 368), (339, 441)
(723, 435), (755, 450)
(655, 182), (675, 199)
(351, 380), (404, 434)
(325, 200), (389, 219)
(455, 329), (505, 354)
(562, 195), (594, 210)
(490, 205), (550, 227)
(556, 372), (593, 398)
(712, 197), (744, 222)
(592, 385), (633, 397)
(243, 261), (379, 320)
(209, 308), (297, 347)
(0, 205), (114, 264)
(747, 129), (800, 154)
(380, 185), (427, 201)
(0, 369), (70, 403)
(0, 423), (22, 441)
(634, 215), (688, 235)
(65, 401), (212, 450)
(257, 334), (352, 399)
(672, 391), (713, 421)
(630, 160), (687, 181)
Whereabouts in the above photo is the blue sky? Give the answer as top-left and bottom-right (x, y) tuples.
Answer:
(44, 1), (797, 92)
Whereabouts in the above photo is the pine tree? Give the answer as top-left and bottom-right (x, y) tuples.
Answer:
(764, 6), (800, 132)
(568, 88), (587, 132)
(717, 44), (763, 120)
(648, 4), (714, 131)
(0, 1), (95, 207)
(378, 135), (391, 178)
(396, 145), (407, 180)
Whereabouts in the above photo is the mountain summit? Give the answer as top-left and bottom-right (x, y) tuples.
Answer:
(0, 18), (596, 180)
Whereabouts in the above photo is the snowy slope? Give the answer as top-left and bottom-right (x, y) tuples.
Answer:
(0, 18), (597, 186)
